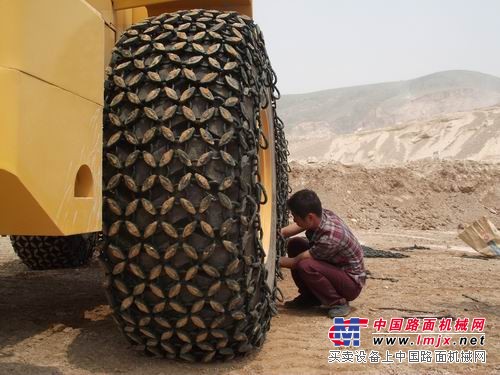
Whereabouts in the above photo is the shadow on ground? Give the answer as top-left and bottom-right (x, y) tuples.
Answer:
(0, 259), (105, 351)
(0, 362), (64, 375)
(0, 258), (261, 374)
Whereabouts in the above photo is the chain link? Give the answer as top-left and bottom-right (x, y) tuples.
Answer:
(249, 24), (290, 313)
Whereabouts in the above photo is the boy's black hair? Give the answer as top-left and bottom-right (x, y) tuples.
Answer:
(286, 189), (322, 219)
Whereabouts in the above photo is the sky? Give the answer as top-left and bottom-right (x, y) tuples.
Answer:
(253, 0), (500, 94)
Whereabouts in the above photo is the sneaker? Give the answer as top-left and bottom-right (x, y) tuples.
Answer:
(284, 295), (320, 309)
(326, 304), (351, 318)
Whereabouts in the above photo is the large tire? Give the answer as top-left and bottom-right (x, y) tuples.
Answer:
(102, 10), (288, 361)
(9, 234), (97, 270)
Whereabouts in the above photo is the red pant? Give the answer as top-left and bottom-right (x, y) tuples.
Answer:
(287, 237), (362, 306)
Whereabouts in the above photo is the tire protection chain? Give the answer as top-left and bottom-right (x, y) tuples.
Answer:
(101, 9), (289, 361)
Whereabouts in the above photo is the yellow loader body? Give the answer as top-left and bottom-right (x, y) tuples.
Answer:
(0, 0), (252, 235)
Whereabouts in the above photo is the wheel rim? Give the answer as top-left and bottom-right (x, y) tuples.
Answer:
(258, 100), (278, 292)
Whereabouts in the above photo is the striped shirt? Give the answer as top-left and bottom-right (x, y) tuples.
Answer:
(306, 209), (366, 287)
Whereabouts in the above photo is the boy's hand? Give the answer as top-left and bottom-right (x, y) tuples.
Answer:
(279, 251), (312, 269)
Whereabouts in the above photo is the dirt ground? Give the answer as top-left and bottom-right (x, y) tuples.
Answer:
(1, 160), (499, 374)
(1, 229), (499, 374)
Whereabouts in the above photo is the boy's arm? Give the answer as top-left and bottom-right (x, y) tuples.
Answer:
(280, 223), (305, 238)
(278, 223), (308, 269)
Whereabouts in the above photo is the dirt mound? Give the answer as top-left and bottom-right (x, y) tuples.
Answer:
(289, 159), (500, 231)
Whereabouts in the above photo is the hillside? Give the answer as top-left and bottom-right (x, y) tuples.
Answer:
(288, 106), (500, 164)
(279, 70), (500, 134)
